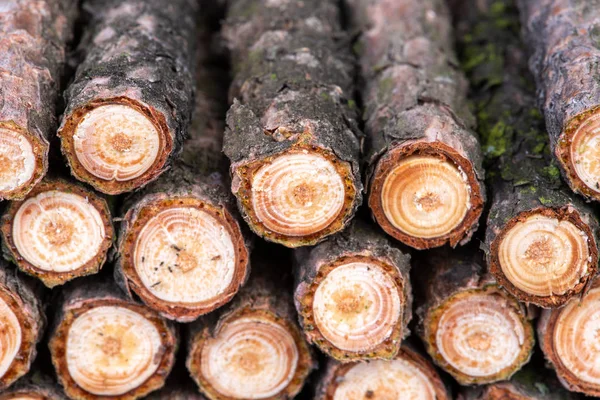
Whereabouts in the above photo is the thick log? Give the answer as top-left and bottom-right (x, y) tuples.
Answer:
(293, 220), (411, 361)
(538, 278), (600, 396)
(48, 279), (177, 400)
(186, 261), (315, 400)
(1, 178), (114, 288)
(315, 343), (449, 400)
(0, 262), (44, 391)
(455, 0), (599, 308)
(115, 24), (250, 323)
(0, 372), (65, 399)
(458, 364), (579, 400)
(0, 0), (77, 200)
(518, 0), (600, 201)
(58, 0), (197, 195)
(222, 0), (363, 248)
(416, 248), (534, 385)
(346, 0), (485, 249)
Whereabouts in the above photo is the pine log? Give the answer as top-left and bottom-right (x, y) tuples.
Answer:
(315, 343), (449, 400)
(537, 278), (600, 396)
(455, 1), (599, 308)
(0, 0), (76, 200)
(48, 279), (177, 400)
(222, 0), (363, 248)
(415, 248), (534, 385)
(517, 0), (600, 201)
(293, 220), (411, 361)
(57, 0), (198, 195)
(458, 364), (580, 400)
(0, 372), (65, 399)
(1, 178), (114, 288)
(186, 261), (315, 400)
(346, 0), (485, 249)
(115, 25), (250, 323)
(0, 262), (44, 391)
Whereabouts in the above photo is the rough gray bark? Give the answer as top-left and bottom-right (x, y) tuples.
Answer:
(518, 0), (600, 200)
(0, 372), (65, 399)
(455, 0), (599, 308)
(293, 220), (411, 361)
(222, 0), (363, 248)
(0, 0), (77, 200)
(58, 0), (198, 194)
(347, 0), (485, 249)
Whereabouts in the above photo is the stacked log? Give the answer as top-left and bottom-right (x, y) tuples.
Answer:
(58, 0), (198, 195)
(347, 0), (485, 249)
(0, 372), (65, 400)
(222, 0), (363, 248)
(0, 0), (77, 200)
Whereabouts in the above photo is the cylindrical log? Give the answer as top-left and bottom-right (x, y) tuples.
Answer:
(458, 364), (579, 400)
(346, 0), (485, 249)
(48, 279), (177, 400)
(0, 372), (65, 399)
(57, 0), (198, 195)
(187, 262), (315, 400)
(0, 263), (44, 391)
(0, 0), (77, 200)
(518, 0), (600, 201)
(456, 0), (599, 308)
(222, 0), (363, 248)
(416, 248), (535, 385)
(538, 278), (600, 396)
(315, 343), (449, 400)
(294, 220), (411, 361)
(1, 178), (114, 288)
(115, 24), (250, 323)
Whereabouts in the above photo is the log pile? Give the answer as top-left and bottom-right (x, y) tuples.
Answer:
(0, 0), (599, 398)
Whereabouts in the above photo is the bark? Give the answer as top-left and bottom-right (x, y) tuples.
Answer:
(518, 0), (600, 201)
(58, 0), (198, 195)
(0, 0), (77, 200)
(0, 262), (45, 391)
(458, 364), (580, 400)
(314, 343), (450, 400)
(537, 278), (600, 396)
(293, 220), (411, 361)
(146, 386), (207, 400)
(455, 1), (599, 308)
(48, 278), (178, 400)
(1, 178), (114, 288)
(114, 23), (251, 323)
(346, 0), (485, 249)
(415, 247), (535, 385)
(0, 372), (65, 399)
(187, 260), (315, 400)
(222, 0), (363, 248)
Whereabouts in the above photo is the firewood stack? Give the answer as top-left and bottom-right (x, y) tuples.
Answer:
(0, 0), (599, 398)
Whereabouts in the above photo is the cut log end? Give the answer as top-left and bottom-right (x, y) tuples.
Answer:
(0, 126), (44, 200)
(0, 393), (46, 400)
(298, 255), (404, 358)
(562, 107), (600, 199)
(369, 144), (483, 249)
(60, 99), (171, 195)
(121, 197), (249, 321)
(542, 285), (600, 396)
(481, 386), (529, 400)
(0, 297), (22, 381)
(50, 300), (175, 399)
(236, 148), (358, 247)
(2, 182), (114, 288)
(319, 347), (449, 400)
(490, 208), (596, 307)
(189, 309), (312, 399)
(425, 289), (534, 385)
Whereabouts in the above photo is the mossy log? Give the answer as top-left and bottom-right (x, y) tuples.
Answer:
(0, 0), (77, 200)
(455, 0), (599, 308)
(222, 0), (362, 248)
(293, 220), (411, 362)
(346, 0), (485, 249)
(58, 0), (198, 194)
